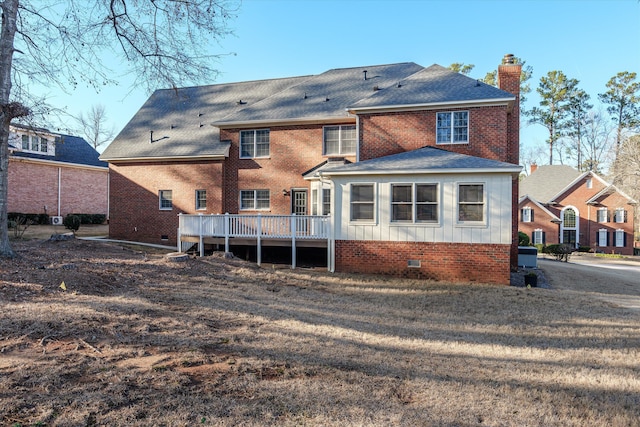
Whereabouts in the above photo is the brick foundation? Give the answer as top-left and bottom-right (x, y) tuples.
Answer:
(335, 240), (511, 285)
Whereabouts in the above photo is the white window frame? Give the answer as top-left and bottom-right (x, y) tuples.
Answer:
(597, 208), (608, 223)
(159, 190), (173, 210)
(436, 111), (469, 144)
(390, 183), (439, 224)
(239, 129), (270, 159)
(195, 189), (207, 210)
(521, 207), (533, 223)
(457, 183), (485, 224)
(614, 208), (626, 223)
(615, 229), (625, 247)
(586, 178), (593, 189)
(350, 183), (375, 223)
(19, 133), (50, 154)
(597, 229), (608, 247)
(323, 125), (356, 156)
(239, 189), (270, 211)
(322, 188), (331, 215)
(533, 229), (544, 245)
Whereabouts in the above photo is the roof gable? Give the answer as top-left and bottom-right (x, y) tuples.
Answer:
(519, 165), (583, 203)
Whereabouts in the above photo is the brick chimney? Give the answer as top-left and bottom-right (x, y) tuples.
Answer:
(530, 163), (538, 174)
(498, 54), (523, 275)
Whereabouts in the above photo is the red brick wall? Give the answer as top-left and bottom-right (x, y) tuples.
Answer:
(358, 106), (509, 161)
(518, 201), (559, 245)
(335, 240), (511, 285)
(108, 161), (224, 245)
(8, 159), (108, 217)
(220, 125), (356, 214)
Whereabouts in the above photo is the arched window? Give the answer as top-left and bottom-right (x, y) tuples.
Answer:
(561, 207), (579, 247)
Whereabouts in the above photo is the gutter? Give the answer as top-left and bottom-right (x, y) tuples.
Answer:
(346, 97), (515, 114)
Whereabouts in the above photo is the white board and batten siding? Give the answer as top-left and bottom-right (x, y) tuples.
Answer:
(331, 173), (513, 245)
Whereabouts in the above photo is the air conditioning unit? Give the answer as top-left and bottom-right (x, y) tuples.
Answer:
(50, 216), (63, 225)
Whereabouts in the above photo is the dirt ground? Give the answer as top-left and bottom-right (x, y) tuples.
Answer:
(1, 236), (639, 426)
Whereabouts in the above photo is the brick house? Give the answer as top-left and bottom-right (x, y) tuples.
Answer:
(519, 164), (637, 255)
(101, 55), (522, 284)
(8, 124), (108, 223)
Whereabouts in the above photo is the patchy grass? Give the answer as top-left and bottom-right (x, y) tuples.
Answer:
(1, 239), (639, 426)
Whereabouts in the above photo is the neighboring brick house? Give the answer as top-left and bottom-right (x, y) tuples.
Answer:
(8, 123), (109, 223)
(519, 164), (637, 255)
(101, 54), (522, 284)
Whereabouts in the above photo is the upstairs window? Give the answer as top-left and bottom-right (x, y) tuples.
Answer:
(159, 190), (173, 210)
(437, 111), (468, 144)
(391, 183), (438, 223)
(521, 207), (533, 223)
(240, 190), (270, 210)
(614, 208), (627, 223)
(323, 125), (356, 155)
(240, 129), (270, 158)
(350, 184), (374, 222)
(20, 134), (49, 153)
(597, 208), (608, 223)
(458, 183), (484, 223)
(195, 190), (207, 210)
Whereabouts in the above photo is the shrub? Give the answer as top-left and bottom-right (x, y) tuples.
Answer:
(542, 243), (573, 262)
(64, 214), (81, 233)
(69, 213), (107, 225)
(518, 231), (530, 246)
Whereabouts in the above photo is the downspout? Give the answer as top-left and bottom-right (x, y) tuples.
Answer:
(57, 167), (61, 216)
(356, 115), (360, 163)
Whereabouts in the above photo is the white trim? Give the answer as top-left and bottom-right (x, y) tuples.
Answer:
(346, 97), (515, 114)
(518, 195), (561, 223)
(9, 155), (108, 171)
(322, 167), (522, 177)
(239, 129), (270, 159)
(389, 182), (440, 225)
(349, 182), (377, 224)
(100, 153), (228, 163)
(214, 115), (356, 129)
(615, 229), (625, 247)
(560, 205), (579, 247)
(456, 182), (487, 226)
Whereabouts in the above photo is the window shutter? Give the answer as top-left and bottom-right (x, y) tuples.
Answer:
(606, 231), (610, 247)
(531, 210), (534, 221)
(623, 232), (627, 247)
(531, 232), (535, 244)
(521, 209), (525, 222)
(542, 231), (546, 244)
(608, 210), (612, 222)
(624, 210), (628, 223)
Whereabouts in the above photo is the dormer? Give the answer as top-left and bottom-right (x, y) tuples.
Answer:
(8, 124), (57, 157)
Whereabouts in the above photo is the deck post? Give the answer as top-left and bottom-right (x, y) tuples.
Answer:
(291, 213), (296, 269)
(224, 213), (230, 253)
(199, 214), (204, 257)
(257, 213), (262, 266)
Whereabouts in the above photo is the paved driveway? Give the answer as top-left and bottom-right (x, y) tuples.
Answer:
(537, 254), (640, 311)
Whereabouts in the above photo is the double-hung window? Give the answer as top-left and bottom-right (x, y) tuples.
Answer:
(597, 208), (608, 223)
(350, 184), (374, 221)
(614, 208), (627, 223)
(195, 190), (207, 210)
(240, 190), (270, 210)
(521, 207), (533, 223)
(21, 135), (29, 150)
(437, 111), (468, 144)
(615, 230), (625, 247)
(597, 229), (608, 247)
(159, 190), (173, 210)
(322, 189), (331, 215)
(533, 229), (545, 245)
(323, 125), (356, 155)
(240, 129), (270, 158)
(458, 184), (484, 222)
(391, 183), (438, 223)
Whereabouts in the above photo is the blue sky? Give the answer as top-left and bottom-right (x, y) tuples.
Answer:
(41, 0), (640, 162)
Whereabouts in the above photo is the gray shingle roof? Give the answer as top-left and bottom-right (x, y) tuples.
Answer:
(10, 125), (106, 168)
(347, 64), (515, 111)
(100, 76), (308, 161)
(102, 62), (516, 162)
(519, 165), (583, 203)
(213, 63), (424, 126)
(320, 146), (521, 175)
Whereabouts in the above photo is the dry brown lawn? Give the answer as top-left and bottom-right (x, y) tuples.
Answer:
(1, 237), (639, 426)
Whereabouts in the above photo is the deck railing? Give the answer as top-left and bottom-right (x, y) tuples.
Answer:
(178, 213), (331, 267)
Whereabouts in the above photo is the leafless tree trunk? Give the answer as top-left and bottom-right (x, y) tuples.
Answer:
(77, 104), (116, 150)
